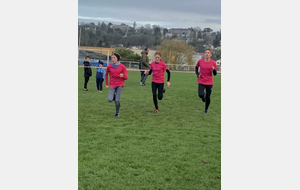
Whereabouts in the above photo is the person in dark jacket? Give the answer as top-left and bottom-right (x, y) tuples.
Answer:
(140, 48), (150, 86)
(83, 56), (92, 91)
(96, 61), (105, 92)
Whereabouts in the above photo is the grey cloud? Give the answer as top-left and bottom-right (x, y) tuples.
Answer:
(78, 0), (221, 30)
(203, 18), (221, 24)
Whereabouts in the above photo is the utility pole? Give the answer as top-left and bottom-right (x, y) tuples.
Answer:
(78, 27), (81, 58)
(169, 49), (171, 64)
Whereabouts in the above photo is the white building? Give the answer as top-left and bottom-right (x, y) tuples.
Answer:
(165, 33), (173, 37)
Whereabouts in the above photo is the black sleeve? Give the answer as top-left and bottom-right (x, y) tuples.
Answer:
(166, 69), (170, 82)
(87, 63), (92, 76)
(195, 66), (199, 77)
(213, 69), (217, 76)
(84, 62), (88, 73)
(148, 69), (152, 75)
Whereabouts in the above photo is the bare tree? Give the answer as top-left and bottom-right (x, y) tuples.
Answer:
(157, 39), (195, 71)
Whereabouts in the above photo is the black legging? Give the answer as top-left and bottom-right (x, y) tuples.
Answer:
(198, 83), (213, 111)
(84, 77), (90, 89)
(152, 82), (164, 109)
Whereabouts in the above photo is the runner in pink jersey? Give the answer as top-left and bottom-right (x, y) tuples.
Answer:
(145, 52), (171, 113)
(195, 48), (217, 114)
(105, 53), (128, 117)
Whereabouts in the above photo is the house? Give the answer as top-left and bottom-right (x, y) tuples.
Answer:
(112, 24), (129, 33)
(169, 28), (189, 35)
(214, 46), (221, 50)
(165, 32), (173, 37)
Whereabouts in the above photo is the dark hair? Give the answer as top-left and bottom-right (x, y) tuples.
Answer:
(144, 48), (148, 51)
(205, 48), (212, 54)
(85, 56), (90, 59)
(155, 51), (161, 57)
(98, 60), (104, 65)
(112, 52), (120, 61)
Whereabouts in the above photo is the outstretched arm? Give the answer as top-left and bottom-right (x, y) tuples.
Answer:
(213, 69), (217, 76)
(120, 67), (128, 80)
(212, 65), (217, 76)
(145, 69), (152, 75)
(105, 67), (109, 87)
(166, 69), (171, 82)
(146, 63), (153, 75)
(166, 69), (171, 87)
(195, 66), (200, 78)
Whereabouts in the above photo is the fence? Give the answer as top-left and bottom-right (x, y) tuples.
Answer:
(165, 64), (194, 72)
(119, 61), (140, 69)
(78, 60), (221, 74)
(78, 57), (110, 67)
(165, 64), (221, 73)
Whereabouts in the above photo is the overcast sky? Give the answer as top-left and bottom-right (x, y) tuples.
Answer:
(78, 0), (221, 31)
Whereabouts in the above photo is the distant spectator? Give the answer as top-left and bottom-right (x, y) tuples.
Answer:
(83, 56), (92, 91)
(140, 48), (150, 86)
(96, 61), (105, 92)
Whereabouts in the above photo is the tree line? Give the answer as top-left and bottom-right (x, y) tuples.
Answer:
(78, 21), (221, 54)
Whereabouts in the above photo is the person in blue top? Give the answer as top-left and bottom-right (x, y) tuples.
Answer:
(96, 61), (105, 92)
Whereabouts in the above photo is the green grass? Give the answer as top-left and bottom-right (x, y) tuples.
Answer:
(78, 67), (221, 190)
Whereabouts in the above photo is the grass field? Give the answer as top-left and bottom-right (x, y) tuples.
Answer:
(78, 67), (221, 190)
